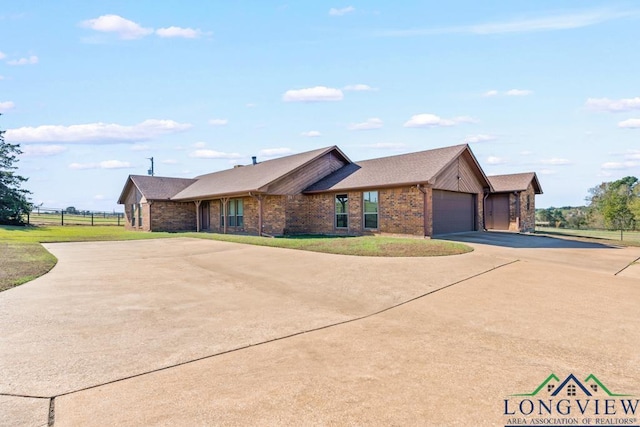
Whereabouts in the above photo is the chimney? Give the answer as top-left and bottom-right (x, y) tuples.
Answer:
(252, 156), (257, 165)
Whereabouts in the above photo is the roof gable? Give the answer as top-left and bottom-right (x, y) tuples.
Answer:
(172, 146), (350, 200)
(488, 172), (543, 194)
(304, 144), (491, 193)
(117, 175), (197, 204)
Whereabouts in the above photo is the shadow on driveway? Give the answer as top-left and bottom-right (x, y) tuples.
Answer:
(437, 231), (620, 249)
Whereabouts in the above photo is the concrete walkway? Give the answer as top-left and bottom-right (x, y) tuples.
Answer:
(1, 234), (639, 426)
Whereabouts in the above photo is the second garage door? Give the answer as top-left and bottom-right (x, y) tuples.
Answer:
(432, 190), (475, 235)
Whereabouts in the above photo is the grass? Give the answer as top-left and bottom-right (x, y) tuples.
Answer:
(0, 225), (473, 292)
(536, 227), (640, 246)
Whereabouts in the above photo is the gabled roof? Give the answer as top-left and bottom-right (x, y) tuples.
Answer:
(304, 144), (490, 193)
(117, 175), (197, 204)
(171, 146), (350, 201)
(488, 172), (543, 194)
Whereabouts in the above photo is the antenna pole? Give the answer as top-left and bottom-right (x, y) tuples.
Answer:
(147, 157), (154, 176)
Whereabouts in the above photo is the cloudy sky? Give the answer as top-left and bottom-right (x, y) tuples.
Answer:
(1, 1), (639, 211)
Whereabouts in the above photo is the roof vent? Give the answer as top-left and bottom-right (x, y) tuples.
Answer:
(252, 156), (257, 165)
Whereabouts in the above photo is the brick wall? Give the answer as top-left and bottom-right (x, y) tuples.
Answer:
(519, 184), (537, 232)
(149, 201), (196, 231)
(379, 187), (424, 236)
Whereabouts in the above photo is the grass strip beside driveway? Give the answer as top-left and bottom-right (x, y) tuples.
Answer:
(0, 225), (472, 291)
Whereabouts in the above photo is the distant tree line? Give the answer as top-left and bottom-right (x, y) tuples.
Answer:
(537, 176), (639, 232)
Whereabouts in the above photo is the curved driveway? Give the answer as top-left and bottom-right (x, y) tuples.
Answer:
(1, 233), (639, 426)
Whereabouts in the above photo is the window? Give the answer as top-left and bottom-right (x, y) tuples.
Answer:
(220, 199), (244, 228)
(526, 194), (531, 210)
(567, 384), (576, 396)
(335, 194), (348, 228)
(363, 191), (378, 229)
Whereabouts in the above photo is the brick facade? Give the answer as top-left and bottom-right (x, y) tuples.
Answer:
(150, 201), (196, 232)
(502, 183), (537, 233)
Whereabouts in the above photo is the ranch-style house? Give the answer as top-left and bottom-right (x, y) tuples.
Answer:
(118, 144), (542, 236)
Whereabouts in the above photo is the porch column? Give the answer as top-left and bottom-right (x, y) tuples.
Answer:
(515, 191), (521, 231)
(194, 200), (202, 232)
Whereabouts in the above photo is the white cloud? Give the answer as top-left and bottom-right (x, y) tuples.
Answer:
(0, 51), (5, 60)
(362, 142), (407, 150)
(404, 113), (476, 128)
(7, 119), (192, 143)
(190, 149), (242, 159)
(601, 161), (639, 170)
(7, 55), (38, 66)
(259, 147), (294, 159)
(130, 144), (151, 151)
(463, 134), (496, 144)
(282, 86), (343, 102)
(506, 89), (533, 96)
(301, 130), (322, 137)
(618, 118), (640, 128)
(348, 118), (383, 131)
(69, 160), (133, 170)
(626, 150), (640, 160)
(329, 6), (355, 16)
(0, 75), (4, 80)
(162, 159), (178, 164)
(483, 89), (533, 97)
(377, 9), (634, 36)
(156, 26), (206, 39)
(486, 156), (506, 165)
(540, 157), (571, 165)
(539, 169), (557, 175)
(192, 141), (207, 148)
(80, 15), (153, 39)
(343, 84), (377, 91)
(0, 101), (15, 112)
(246, 103), (257, 108)
(208, 118), (228, 126)
(21, 145), (67, 157)
(94, 194), (105, 200)
(586, 97), (640, 112)
(520, 150), (534, 156)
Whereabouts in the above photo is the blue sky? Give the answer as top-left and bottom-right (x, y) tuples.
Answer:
(1, 1), (639, 211)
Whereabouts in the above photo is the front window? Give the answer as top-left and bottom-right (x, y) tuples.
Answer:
(335, 194), (348, 228)
(363, 191), (378, 229)
(221, 199), (244, 228)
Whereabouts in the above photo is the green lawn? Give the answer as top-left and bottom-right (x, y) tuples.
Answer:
(0, 225), (472, 292)
(536, 227), (640, 246)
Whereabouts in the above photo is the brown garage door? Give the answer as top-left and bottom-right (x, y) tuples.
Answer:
(486, 193), (509, 230)
(432, 190), (475, 235)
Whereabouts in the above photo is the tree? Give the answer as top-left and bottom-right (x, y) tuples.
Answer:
(587, 176), (638, 239)
(0, 115), (31, 225)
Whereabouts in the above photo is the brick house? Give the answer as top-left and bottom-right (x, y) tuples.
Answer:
(485, 172), (543, 232)
(118, 144), (541, 236)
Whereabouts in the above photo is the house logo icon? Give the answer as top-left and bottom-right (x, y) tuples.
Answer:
(503, 373), (639, 427)
(511, 373), (632, 398)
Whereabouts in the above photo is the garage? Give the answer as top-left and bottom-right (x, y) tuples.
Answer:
(432, 190), (476, 235)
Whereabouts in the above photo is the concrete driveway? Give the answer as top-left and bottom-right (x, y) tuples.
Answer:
(1, 233), (639, 426)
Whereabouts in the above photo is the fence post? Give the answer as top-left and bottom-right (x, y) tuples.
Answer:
(91, 212), (94, 226)
(61, 210), (64, 226)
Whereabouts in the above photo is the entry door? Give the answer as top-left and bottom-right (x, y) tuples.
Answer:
(200, 201), (210, 230)
(487, 194), (509, 230)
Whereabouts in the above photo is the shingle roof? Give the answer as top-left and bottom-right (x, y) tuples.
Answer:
(304, 144), (480, 192)
(118, 175), (197, 203)
(487, 172), (543, 194)
(171, 146), (349, 200)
